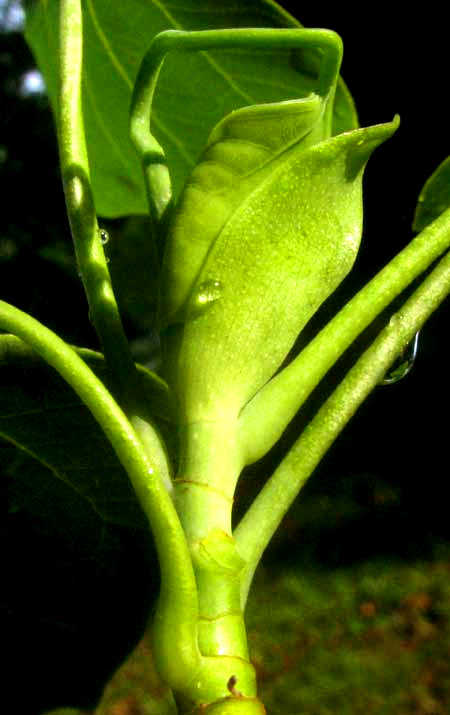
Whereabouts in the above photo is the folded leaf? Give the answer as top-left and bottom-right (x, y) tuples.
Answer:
(161, 105), (399, 422)
(160, 94), (325, 324)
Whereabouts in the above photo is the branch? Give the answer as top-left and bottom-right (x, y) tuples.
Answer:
(238, 205), (450, 464)
(235, 246), (450, 606)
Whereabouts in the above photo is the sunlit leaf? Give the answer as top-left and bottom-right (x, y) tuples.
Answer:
(25, 0), (358, 217)
(161, 111), (398, 422)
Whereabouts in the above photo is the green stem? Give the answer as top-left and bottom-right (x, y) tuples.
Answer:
(174, 421), (243, 540)
(235, 246), (450, 606)
(238, 205), (450, 464)
(59, 0), (171, 484)
(59, 0), (130, 393)
(0, 300), (201, 687)
(0, 309), (261, 709)
(130, 27), (343, 225)
(173, 421), (257, 699)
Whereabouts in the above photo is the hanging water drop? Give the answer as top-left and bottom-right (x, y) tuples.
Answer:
(99, 227), (109, 245)
(380, 331), (419, 385)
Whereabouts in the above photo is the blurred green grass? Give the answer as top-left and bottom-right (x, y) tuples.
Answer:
(91, 546), (450, 714)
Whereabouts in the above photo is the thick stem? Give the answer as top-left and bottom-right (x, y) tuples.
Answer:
(169, 421), (261, 707)
(174, 421), (243, 540)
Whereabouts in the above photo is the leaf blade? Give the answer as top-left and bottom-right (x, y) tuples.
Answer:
(161, 115), (398, 422)
(25, 0), (358, 217)
(0, 335), (173, 527)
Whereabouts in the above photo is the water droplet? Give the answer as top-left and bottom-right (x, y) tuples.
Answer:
(189, 279), (222, 317)
(98, 227), (109, 245)
(380, 332), (419, 385)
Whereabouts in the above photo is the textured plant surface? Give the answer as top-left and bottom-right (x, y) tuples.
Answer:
(1, 1), (450, 714)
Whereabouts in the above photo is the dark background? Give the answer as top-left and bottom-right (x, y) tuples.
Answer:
(1, 3), (449, 712)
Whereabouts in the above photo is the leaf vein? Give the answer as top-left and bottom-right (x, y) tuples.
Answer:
(85, 0), (133, 90)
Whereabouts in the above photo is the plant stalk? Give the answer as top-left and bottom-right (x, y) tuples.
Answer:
(0, 300), (201, 694)
(238, 205), (450, 464)
(236, 245), (450, 605)
(58, 0), (171, 483)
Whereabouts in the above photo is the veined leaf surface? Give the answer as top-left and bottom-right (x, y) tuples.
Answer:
(0, 335), (173, 527)
(25, 0), (358, 217)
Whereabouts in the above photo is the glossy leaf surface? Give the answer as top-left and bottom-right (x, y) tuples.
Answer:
(161, 102), (399, 422)
(25, 0), (357, 217)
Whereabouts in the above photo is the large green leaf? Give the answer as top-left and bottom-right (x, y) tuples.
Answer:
(25, 0), (357, 218)
(0, 334), (174, 527)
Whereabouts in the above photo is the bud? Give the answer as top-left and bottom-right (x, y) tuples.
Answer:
(160, 92), (399, 423)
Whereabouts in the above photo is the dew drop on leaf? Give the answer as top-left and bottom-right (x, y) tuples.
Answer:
(380, 332), (419, 385)
(189, 279), (222, 318)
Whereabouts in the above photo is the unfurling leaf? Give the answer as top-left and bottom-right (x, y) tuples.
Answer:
(160, 95), (399, 423)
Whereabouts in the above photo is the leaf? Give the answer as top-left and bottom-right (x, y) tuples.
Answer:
(25, 0), (358, 218)
(0, 337), (164, 709)
(412, 156), (450, 232)
(161, 113), (399, 422)
(0, 334), (174, 527)
(160, 93), (326, 324)
(1, 445), (160, 712)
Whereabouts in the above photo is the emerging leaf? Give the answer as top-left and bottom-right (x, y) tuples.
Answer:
(160, 94), (325, 323)
(160, 101), (399, 422)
